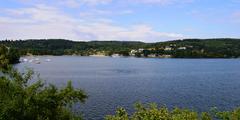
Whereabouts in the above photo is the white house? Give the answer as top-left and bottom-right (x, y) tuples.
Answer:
(178, 47), (186, 50)
(164, 46), (172, 51)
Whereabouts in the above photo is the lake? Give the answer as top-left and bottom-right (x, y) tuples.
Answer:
(15, 56), (240, 120)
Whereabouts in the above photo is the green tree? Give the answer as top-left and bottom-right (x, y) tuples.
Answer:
(105, 103), (205, 120)
(105, 103), (215, 120)
(215, 108), (240, 120)
(106, 103), (240, 120)
(0, 45), (10, 68)
(0, 45), (20, 68)
(0, 59), (87, 120)
(7, 47), (20, 64)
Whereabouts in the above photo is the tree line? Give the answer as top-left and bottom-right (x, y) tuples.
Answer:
(1, 38), (240, 58)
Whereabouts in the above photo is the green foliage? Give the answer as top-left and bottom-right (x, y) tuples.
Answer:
(1, 38), (240, 58)
(0, 66), (87, 120)
(105, 103), (205, 120)
(105, 108), (129, 120)
(201, 112), (211, 120)
(106, 103), (240, 120)
(7, 48), (20, 64)
(0, 45), (9, 68)
(215, 108), (240, 120)
(0, 45), (20, 68)
(0, 39), (147, 56)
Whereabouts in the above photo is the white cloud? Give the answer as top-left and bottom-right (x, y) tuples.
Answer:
(17, 0), (193, 7)
(128, 0), (193, 5)
(17, 0), (113, 7)
(79, 9), (133, 18)
(0, 5), (184, 42)
(60, 0), (194, 7)
(59, 0), (112, 7)
(77, 23), (184, 42)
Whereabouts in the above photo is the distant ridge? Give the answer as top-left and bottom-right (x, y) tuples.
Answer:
(1, 38), (240, 43)
(1, 38), (240, 58)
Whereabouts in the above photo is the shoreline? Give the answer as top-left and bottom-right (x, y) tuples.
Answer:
(20, 55), (240, 59)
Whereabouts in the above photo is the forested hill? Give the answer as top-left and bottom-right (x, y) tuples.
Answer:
(1, 38), (240, 58)
(0, 39), (149, 56)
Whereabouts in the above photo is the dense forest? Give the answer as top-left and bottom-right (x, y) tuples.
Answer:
(1, 38), (240, 58)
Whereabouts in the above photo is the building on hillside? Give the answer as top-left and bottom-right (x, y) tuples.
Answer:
(178, 47), (187, 50)
(130, 49), (138, 56)
(164, 46), (172, 51)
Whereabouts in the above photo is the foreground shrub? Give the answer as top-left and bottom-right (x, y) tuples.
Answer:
(105, 103), (209, 120)
(215, 108), (240, 120)
(0, 66), (87, 120)
(0, 45), (20, 67)
(106, 103), (240, 120)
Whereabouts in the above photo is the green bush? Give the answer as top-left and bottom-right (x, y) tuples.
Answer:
(0, 45), (20, 69)
(215, 108), (240, 120)
(105, 103), (240, 120)
(0, 66), (87, 120)
(105, 103), (202, 120)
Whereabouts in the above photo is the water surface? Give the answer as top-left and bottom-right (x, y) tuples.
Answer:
(15, 56), (240, 120)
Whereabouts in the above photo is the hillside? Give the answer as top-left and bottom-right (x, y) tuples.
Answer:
(1, 38), (240, 58)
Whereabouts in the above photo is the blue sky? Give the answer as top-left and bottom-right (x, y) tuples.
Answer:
(0, 0), (240, 42)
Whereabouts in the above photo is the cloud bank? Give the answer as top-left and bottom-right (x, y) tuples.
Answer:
(0, 3), (185, 42)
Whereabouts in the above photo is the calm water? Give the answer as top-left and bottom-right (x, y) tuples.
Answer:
(15, 56), (240, 120)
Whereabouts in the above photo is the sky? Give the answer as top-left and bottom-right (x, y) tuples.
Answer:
(0, 0), (240, 42)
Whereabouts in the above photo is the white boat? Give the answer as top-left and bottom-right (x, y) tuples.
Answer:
(45, 59), (51, 62)
(23, 58), (28, 62)
(89, 55), (107, 57)
(111, 54), (120, 58)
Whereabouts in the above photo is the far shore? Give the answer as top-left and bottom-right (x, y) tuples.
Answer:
(20, 55), (240, 59)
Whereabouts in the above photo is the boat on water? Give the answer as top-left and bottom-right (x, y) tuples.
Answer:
(111, 54), (121, 58)
(22, 58), (28, 62)
(89, 55), (107, 57)
(45, 59), (51, 62)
